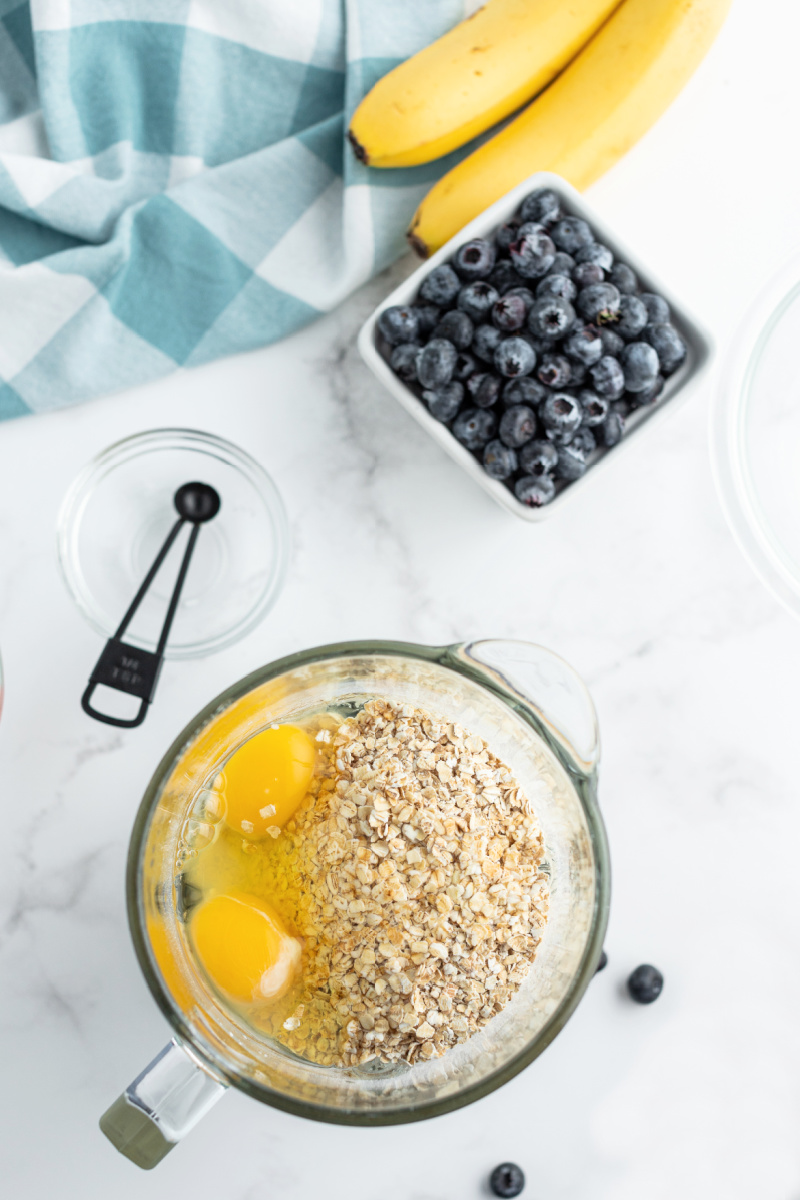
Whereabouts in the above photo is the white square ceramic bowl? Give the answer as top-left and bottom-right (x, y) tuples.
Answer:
(357, 171), (713, 522)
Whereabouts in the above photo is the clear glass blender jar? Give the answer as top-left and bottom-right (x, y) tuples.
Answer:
(101, 639), (610, 1168)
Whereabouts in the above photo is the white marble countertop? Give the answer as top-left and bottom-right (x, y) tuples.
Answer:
(2, 3), (800, 1197)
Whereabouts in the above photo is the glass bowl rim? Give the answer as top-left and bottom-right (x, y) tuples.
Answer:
(56, 427), (290, 660)
(125, 638), (611, 1126)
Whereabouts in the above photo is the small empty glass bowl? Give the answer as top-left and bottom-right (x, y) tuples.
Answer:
(711, 254), (800, 619)
(58, 429), (289, 659)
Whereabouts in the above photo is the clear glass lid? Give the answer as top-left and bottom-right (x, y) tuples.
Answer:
(711, 256), (800, 618)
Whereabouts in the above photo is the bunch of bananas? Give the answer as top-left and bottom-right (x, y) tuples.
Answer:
(348, 0), (731, 257)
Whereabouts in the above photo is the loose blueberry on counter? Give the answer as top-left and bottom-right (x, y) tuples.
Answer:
(537, 353), (571, 388)
(504, 285), (536, 313)
(453, 351), (477, 382)
(411, 303), (440, 335)
(389, 343), (420, 382)
(433, 309), (473, 351)
(547, 250), (576, 277)
(492, 293), (528, 332)
(495, 336), (537, 379)
(495, 220), (521, 253)
(621, 341), (660, 392)
(590, 354), (626, 400)
(640, 292), (671, 323)
(483, 439), (519, 480)
(377, 305), (419, 346)
(616, 293), (648, 340)
(423, 382), (463, 422)
(499, 404), (537, 448)
(599, 410), (625, 447)
(536, 273), (577, 302)
(489, 260), (523, 294)
(577, 281), (621, 325)
(643, 322), (687, 374)
(419, 264), (460, 307)
(489, 1162), (526, 1198)
(595, 949), (608, 973)
(515, 473), (556, 507)
(597, 326), (624, 357)
(627, 963), (664, 1004)
(474, 374), (502, 408)
(503, 377), (548, 408)
(519, 438), (558, 475)
(417, 338), (458, 389)
(457, 281), (499, 322)
(555, 443), (587, 481)
(577, 389), (610, 427)
(572, 261), (604, 288)
(519, 186), (561, 226)
(575, 241), (614, 271)
(473, 323), (503, 362)
(541, 391), (582, 443)
(564, 324), (603, 366)
(509, 224), (556, 278)
(528, 295), (575, 340)
(550, 215), (593, 254)
(454, 237), (496, 280)
(452, 407), (497, 450)
(610, 262), (637, 294)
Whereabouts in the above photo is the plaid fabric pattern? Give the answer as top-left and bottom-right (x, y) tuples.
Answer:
(0, 0), (472, 420)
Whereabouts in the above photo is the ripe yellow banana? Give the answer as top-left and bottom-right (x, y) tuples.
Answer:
(409, 0), (731, 256)
(348, 0), (622, 169)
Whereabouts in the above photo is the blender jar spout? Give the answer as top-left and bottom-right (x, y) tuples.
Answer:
(452, 640), (599, 776)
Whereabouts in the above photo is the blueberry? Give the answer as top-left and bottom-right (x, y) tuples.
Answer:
(419, 264), (460, 307)
(378, 305), (419, 346)
(503, 285), (536, 313)
(495, 220), (521, 253)
(489, 1162), (526, 1198)
(642, 323), (686, 374)
(640, 292), (671, 323)
(519, 187), (561, 227)
(575, 242), (613, 271)
(495, 336), (537, 378)
(466, 371), (488, 398)
(550, 216), (593, 254)
(563, 325), (603, 367)
(503, 377), (548, 408)
(433, 309), (473, 351)
(629, 373), (664, 406)
(483, 439), (518, 480)
(541, 391), (582, 443)
(609, 262), (637, 294)
(499, 404), (537, 448)
(571, 426), (597, 457)
(621, 341), (659, 392)
(611, 399), (631, 419)
(492, 293), (527, 332)
(488, 260), (523, 294)
(572, 262), (605, 288)
(519, 438), (558, 475)
(411, 303), (440, 336)
(457, 281), (499, 323)
(417, 338), (458, 389)
(555, 443), (587, 481)
(590, 355), (625, 400)
(577, 389), (609, 427)
(595, 949), (609, 973)
(509, 223), (556, 279)
(537, 353), (571, 388)
(454, 238), (496, 280)
(627, 963), (664, 1004)
(528, 295), (575, 340)
(568, 361), (588, 388)
(515, 474), (555, 507)
(452, 406), (497, 450)
(453, 351), (478, 382)
(577, 282), (621, 325)
(389, 343), (420, 382)
(547, 251), (576, 276)
(474, 374), (502, 408)
(599, 410), (625, 447)
(616, 294), (648, 340)
(597, 326), (625, 358)
(473, 323), (503, 363)
(423, 382), (463, 422)
(536, 273), (577, 302)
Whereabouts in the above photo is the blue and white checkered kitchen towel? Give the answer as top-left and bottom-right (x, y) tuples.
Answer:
(0, 0), (471, 421)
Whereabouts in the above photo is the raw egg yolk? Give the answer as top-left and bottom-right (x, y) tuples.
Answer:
(190, 893), (302, 1004)
(221, 724), (315, 837)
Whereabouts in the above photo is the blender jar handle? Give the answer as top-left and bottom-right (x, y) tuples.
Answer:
(99, 1038), (227, 1169)
(457, 639), (600, 774)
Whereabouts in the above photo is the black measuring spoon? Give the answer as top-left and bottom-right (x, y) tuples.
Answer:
(81, 482), (221, 728)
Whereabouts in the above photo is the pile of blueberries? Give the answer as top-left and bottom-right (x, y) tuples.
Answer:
(376, 187), (687, 507)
